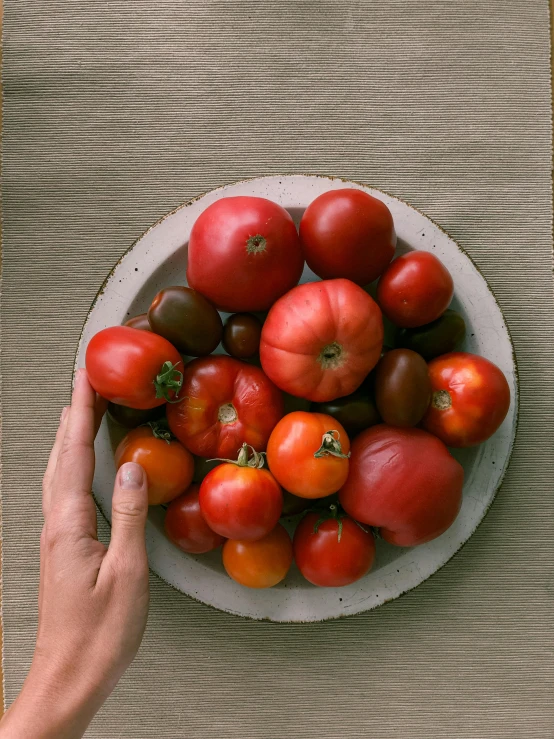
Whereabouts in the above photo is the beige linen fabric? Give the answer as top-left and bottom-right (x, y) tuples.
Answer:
(2, 1), (554, 737)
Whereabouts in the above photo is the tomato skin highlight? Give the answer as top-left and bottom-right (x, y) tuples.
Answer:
(293, 513), (375, 587)
(299, 188), (396, 285)
(339, 425), (464, 546)
(86, 326), (183, 409)
(260, 278), (383, 402)
(267, 411), (351, 499)
(187, 196), (304, 312)
(166, 355), (284, 458)
(164, 484), (225, 554)
(377, 251), (454, 328)
(199, 463), (283, 541)
(115, 425), (194, 506)
(222, 524), (293, 589)
(422, 352), (511, 447)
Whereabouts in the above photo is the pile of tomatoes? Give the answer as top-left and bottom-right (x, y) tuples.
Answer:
(86, 189), (511, 590)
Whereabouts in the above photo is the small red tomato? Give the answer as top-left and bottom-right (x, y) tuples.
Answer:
(164, 484), (225, 554)
(422, 352), (511, 447)
(266, 412), (351, 499)
(115, 423), (194, 506)
(187, 196), (304, 312)
(377, 251), (454, 328)
(339, 425), (464, 546)
(199, 444), (283, 541)
(299, 188), (396, 284)
(166, 355), (284, 458)
(223, 524), (293, 588)
(260, 278), (383, 402)
(293, 508), (375, 587)
(124, 314), (152, 331)
(86, 326), (183, 409)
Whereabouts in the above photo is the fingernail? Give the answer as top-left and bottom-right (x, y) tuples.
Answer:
(75, 368), (87, 389)
(118, 462), (145, 490)
(60, 406), (69, 423)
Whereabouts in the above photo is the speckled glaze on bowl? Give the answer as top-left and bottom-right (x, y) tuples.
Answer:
(74, 175), (518, 623)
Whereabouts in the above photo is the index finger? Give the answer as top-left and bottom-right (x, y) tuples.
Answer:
(51, 368), (98, 512)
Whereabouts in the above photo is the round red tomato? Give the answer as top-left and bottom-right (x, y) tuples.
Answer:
(260, 279), (383, 402)
(222, 524), (293, 588)
(115, 424), (194, 506)
(377, 251), (454, 328)
(339, 425), (464, 546)
(164, 484), (225, 554)
(199, 445), (283, 540)
(187, 196), (304, 312)
(422, 352), (510, 447)
(86, 326), (183, 409)
(293, 509), (375, 587)
(267, 411), (350, 499)
(166, 355), (284, 458)
(299, 189), (396, 285)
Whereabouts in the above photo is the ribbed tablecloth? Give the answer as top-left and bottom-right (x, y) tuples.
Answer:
(2, 1), (554, 737)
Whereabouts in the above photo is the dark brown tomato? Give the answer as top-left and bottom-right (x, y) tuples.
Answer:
(281, 490), (311, 517)
(222, 313), (263, 359)
(124, 313), (152, 331)
(311, 387), (380, 438)
(374, 348), (431, 427)
(148, 286), (223, 356)
(107, 402), (165, 428)
(396, 309), (466, 360)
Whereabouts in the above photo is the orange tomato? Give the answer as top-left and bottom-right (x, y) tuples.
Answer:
(222, 524), (293, 589)
(266, 411), (350, 499)
(115, 424), (194, 505)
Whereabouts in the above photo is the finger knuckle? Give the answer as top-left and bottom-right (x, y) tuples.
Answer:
(42, 522), (66, 552)
(113, 496), (146, 520)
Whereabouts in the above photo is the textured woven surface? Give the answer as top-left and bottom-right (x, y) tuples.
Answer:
(2, 1), (554, 737)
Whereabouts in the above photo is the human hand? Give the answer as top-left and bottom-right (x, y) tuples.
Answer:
(1, 369), (150, 739)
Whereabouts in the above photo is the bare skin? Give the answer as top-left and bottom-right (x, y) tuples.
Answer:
(0, 369), (150, 738)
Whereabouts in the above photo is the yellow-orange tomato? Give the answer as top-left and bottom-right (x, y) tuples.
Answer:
(266, 411), (350, 499)
(222, 524), (293, 589)
(115, 425), (194, 505)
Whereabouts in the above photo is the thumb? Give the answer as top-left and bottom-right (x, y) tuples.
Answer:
(109, 462), (149, 562)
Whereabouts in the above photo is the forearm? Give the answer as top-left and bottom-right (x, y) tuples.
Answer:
(1, 659), (109, 739)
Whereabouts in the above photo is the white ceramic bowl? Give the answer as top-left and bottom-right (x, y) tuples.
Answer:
(75, 175), (518, 622)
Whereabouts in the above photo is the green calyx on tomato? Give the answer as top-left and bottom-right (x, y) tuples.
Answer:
(147, 420), (174, 444)
(154, 360), (184, 403)
(314, 430), (351, 460)
(313, 503), (346, 542)
(246, 234), (267, 254)
(210, 442), (265, 470)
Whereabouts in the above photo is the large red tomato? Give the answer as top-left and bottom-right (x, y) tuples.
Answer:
(187, 196), (304, 312)
(377, 251), (454, 328)
(293, 509), (375, 587)
(266, 411), (350, 499)
(166, 355), (284, 458)
(164, 484), (225, 554)
(339, 425), (464, 546)
(115, 424), (194, 506)
(199, 444), (283, 540)
(299, 189), (396, 285)
(86, 326), (183, 409)
(422, 352), (510, 447)
(260, 279), (383, 402)
(222, 524), (293, 588)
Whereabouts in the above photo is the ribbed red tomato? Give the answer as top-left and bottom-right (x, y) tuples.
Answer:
(423, 352), (510, 447)
(260, 279), (383, 402)
(187, 196), (304, 312)
(166, 355), (284, 458)
(299, 188), (396, 284)
(339, 425), (464, 546)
